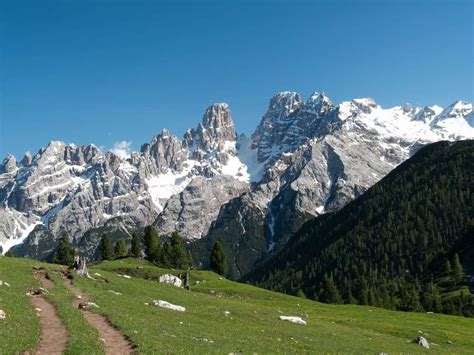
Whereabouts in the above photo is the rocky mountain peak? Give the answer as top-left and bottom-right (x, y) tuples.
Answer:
(267, 92), (303, 119)
(1, 154), (17, 174)
(303, 91), (334, 115)
(201, 103), (236, 142)
(437, 100), (472, 121)
(21, 151), (33, 166)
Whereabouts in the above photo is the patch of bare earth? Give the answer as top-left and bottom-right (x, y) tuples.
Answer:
(28, 268), (68, 355)
(63, 275), (135, 355)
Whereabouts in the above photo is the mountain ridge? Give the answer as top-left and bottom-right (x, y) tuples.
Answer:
(1, 91), (472, 262)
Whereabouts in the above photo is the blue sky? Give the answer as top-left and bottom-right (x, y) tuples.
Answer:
(1, 0), (472, 159)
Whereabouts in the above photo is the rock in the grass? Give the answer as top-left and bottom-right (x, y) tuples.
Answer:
(411, 336), (430, 349)
(0, 280), (9, 287)
(159, 274), (182, 288)
(152, 300), (185, 312)
(27, 287), (48, 296)
(108, 290), (122, 296)
(224, 311), (230, 316)
(117, 274), (132, 279)
(78, 302), (100, 310)
(35, 308), (42, 312)
(278, 316), (307, 325)
(0, 310), (5, 320)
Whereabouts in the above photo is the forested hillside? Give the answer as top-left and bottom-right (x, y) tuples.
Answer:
(247, 140), (474, 316)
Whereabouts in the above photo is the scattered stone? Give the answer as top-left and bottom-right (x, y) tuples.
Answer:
(77, 295), (82, 299)
(411, 336), (430, 349)
(447, 340), (453, 345)
(0, 310), (5, 320)
(278, 316), (307, 325)
(117, 274), (132, 279)
(32, 266), (44, 271)
(152, 300), (185, 312)
(0, 280), (10, 287)
(35, 308), (42, 312)
(159, 274), (182, 288)
(224, 311), (230, 316)
(94, 273), (102, 277)
(144, 302), (149, 306)
(27, 287), (49, 296)
(108, 290), (122, 296)
(78, 302), (100, 310)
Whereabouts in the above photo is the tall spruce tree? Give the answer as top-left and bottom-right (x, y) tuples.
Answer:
(319, 275), (342, 304)
(452, 253), (464, 283)
(130, 232), (141, 258)
(53, 233), (75, 266)
(169, 232), (189, 269)
(99, 233), (114, 261)
(143, 225), (160, 262)
(114, 239), (127, 258)
(209, 241), (226, 276)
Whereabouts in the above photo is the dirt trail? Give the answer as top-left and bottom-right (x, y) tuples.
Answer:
(30, 269), (68, 355)
(63, 276), (134, 355)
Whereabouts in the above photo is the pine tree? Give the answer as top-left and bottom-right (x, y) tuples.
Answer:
(98, 233), (113, 261)
(114, 239), (127, 258)
(160, 242), (172, 268)
(452, 253), (464, 283)
(444, 259), (452, 276)
(209, 241), (226, 276)
(53, 233), (75, 266)
(143, 225), (160, 262)
(319, 275), (342, 304)
(130, 232), (141, 258)
(169, 232), (189, 269)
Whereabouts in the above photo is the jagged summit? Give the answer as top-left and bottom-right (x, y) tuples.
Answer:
(1, 91), (473, 259)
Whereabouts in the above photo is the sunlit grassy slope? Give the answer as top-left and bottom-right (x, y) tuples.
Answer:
(76, 258), (474, 353)
(2, 256), (474, 354)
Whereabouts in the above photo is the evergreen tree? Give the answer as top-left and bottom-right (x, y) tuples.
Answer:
(444, 259), (452, 277)
(422, 282), (443, 313)
(98, 233), (113, 261)
(169, 232), (189, 269)
(296, 289), (307, 299)
(209, 241), (226, 275)
(319, 275), (342, 304)
(160, 242), (172, 268)
(143, 225), (160, 262)
(114, 239), (127, 258)
(53, 233), (75, 266)
(130, 232), (141, 258)
(452, 253), (464, 283)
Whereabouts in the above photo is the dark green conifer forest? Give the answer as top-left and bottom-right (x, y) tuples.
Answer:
(247, 141), (474, 317)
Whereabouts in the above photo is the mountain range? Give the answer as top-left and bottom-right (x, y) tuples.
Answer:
(1, 91), (473, 273)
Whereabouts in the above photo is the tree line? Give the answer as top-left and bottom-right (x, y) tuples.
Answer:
(40, 225), (227, 275)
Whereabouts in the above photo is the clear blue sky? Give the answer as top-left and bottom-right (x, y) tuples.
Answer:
(1, 0), (473, 159)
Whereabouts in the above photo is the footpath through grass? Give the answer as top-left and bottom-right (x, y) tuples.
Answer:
(0, 257), (104, 354)
(73, 258), (474, 353)
(44, 270), (105, 355)
(2, 256), (474, 353)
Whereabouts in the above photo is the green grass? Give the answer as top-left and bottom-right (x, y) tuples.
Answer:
(43, 269), (105, 355)
(0, 257), (104, 354)
(74, 258), (474, 353)
(0, 257), (41, 354)
(3, 256), (474, 353)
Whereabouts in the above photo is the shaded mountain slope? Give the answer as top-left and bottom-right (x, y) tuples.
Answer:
(247, 140), (474, 316)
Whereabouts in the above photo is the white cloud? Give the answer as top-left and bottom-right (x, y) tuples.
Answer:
(109, 141), (132, 159)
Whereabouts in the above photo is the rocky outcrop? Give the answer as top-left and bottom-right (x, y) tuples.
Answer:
(155, 175), (249, 240)
(1, 91), (472, 268)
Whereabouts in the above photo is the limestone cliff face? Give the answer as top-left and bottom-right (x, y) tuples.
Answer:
(1, 92), (472, 268)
